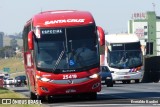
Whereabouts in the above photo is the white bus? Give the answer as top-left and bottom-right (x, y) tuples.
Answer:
(104, 34), (143, 83)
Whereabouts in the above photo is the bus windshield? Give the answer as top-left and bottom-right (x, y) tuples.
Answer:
(35, 25), (99, 73)
(108, 50), (142, 69)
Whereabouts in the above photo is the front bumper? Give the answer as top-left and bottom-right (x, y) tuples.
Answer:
(36, 78), (101, 96)
(112, 72), (143, 81)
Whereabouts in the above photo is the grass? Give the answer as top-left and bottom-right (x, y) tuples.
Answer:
(0, 57), (24, 73)
(0, 57), (26, 78)
(0, 87), (42, 107)
(11, 72), (26, 78)
(0, 87), (26, 98)
(0, 87), (9, 95)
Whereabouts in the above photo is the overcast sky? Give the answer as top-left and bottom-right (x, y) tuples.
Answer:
(0, 0), (159, 35)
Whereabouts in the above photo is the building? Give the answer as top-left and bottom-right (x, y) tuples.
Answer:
(128, 11), (160, 56)
(0, 32), (4, 48)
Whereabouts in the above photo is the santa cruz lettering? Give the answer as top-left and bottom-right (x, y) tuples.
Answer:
(45, 19), (85, 25)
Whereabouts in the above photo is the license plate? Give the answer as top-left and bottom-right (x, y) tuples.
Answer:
(101, 81), (105, 83)
(124, 76), (130, 78)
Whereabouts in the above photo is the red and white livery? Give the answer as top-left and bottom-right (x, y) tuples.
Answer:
(22, 10), (105, 100)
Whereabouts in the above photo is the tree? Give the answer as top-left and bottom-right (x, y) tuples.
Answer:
(0, 48), (5, 58)
(0, 46), (15, 58)
(10, 38), (18, 50)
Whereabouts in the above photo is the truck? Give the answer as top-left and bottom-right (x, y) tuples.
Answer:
(22, 10), (105, 101)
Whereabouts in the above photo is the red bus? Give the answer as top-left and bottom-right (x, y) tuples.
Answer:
(22, 10), (105, 101)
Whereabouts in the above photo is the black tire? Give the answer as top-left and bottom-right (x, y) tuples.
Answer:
(153, 72), (160, 83)
(37, 95), (46, 102)
(153, 79), (159, 83)
(135, 79), (140, 83)
(30, 92), (37, 100)
(113, 81), (116, 84)
(47, 96), (54, 103)
(107, 83), (113, 87)
(122, 80), (126, 84)
(122, 80), (130, 84)
(126, 80), (131, 84)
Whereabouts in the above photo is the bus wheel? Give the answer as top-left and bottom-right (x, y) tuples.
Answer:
(135, 79), (140, 83)
(122, 80), (126, 84)
(30, 92), (37, 100)
(126, 80), (131, 84)
(37, 95), (46, 102)
(47, 96), (54, 103)
(122, 80), (130, 84)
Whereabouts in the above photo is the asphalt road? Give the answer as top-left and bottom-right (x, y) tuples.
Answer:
(4, 82), (160, 107)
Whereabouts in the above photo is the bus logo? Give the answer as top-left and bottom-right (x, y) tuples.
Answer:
(68, 80), (73, 84)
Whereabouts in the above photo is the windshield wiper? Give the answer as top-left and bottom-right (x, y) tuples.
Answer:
(53, 41), (66, 72)
(53, 50), (65, 71)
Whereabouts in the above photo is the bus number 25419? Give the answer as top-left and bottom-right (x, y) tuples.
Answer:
(63, 74), (77, 80)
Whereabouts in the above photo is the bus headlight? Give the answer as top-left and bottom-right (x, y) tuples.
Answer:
(41, 77), (50, 82)
(89, 74), (99, 79)
(36, 76), (50, 82)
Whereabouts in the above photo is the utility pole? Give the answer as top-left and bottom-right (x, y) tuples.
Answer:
(152, 3), (156, 12)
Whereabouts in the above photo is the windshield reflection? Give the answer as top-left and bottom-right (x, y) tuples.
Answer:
(108, 50), (142, 69)
(36, 25), (99, 72)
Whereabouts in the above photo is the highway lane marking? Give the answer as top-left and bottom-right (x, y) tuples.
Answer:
(98, 92), (129, 99)
(47, 104), (158, 107)
(109, 94), (129, 99)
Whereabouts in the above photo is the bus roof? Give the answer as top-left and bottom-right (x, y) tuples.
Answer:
(27, 10), (95, 28)
(105, 34), (140, 44)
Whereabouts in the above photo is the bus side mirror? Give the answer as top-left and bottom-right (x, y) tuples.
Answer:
(28, 31), (34, 50)
(97, 26), (105, 46)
